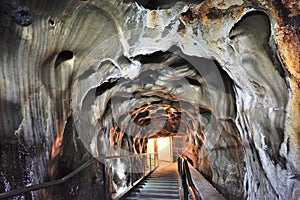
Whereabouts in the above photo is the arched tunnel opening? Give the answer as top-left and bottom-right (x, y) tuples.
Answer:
(0, 1), (299, 200)
(72, 48), (243, 199)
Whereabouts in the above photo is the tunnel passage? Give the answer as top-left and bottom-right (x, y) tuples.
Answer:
(0, 0), (298, 199)
(74, 50), (244, 198)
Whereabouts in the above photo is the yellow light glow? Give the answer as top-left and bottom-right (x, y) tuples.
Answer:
(157, 137), (170, 150)
(147, 138), (155, 154)
(147, 137), (172, 161)
(157, 137), (172, 161)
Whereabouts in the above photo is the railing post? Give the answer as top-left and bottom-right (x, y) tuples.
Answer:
(177, 157), (181, 175)
(149, 154), (152, 171)
(130, 156), (133, 186)
(102, 162), (108, 200)
(178, 156), (189, 200)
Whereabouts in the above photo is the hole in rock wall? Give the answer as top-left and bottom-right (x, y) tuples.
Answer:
(55, 50), (74, 68)
(95, 78), (119, 97)
(41, 49), (75, 97)
(48, 19), (55, 27)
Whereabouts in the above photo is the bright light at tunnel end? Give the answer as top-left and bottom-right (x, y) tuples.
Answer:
(72, 28), (231, 173)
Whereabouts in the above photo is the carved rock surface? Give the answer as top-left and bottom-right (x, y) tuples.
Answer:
(0, 0), (299, 199)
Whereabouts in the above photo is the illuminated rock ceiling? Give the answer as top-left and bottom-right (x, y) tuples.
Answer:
(0, 0), (299, 199)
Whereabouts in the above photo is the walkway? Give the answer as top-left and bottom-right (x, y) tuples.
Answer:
(125, 162), (180, 200)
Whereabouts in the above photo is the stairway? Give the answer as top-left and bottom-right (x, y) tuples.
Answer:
(125, 162), (180, 200)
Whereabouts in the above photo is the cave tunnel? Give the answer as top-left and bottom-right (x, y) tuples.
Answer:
(0, 0), (299, 200)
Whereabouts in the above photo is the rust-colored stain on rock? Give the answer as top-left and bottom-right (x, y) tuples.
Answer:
(281, 0), (300, 17)
(150, 10), (160, 28)
(181, 5), (212, 27)
(268, 0), (300, 152)
(180, 0), (300, 155)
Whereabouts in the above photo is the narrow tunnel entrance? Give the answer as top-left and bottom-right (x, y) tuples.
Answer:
(73, 48), (244, 199)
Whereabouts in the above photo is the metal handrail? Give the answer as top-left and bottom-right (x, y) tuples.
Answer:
(112, 152), (159, 199)
(0, 158), (95, 199)
(0, 152), (158, 199)
(96, 152), (156, 159)
(115, 153), (159, 200)
(178, 155), (201, 200)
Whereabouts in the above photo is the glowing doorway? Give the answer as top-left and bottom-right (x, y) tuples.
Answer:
(147, 137), (173, 162)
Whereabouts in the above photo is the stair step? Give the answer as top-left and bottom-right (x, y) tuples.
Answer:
(126, 197), (179, 200)
(141, 183), (178, 188)
(125, 163), (180, 200)
(129, 192), (179, 198)
(144, 180), (178, 183)
(136, 188), (179, 194)
(149, 176), (178, 180)
(140, 184), (178, 188)
(145, 181), (178, 185)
